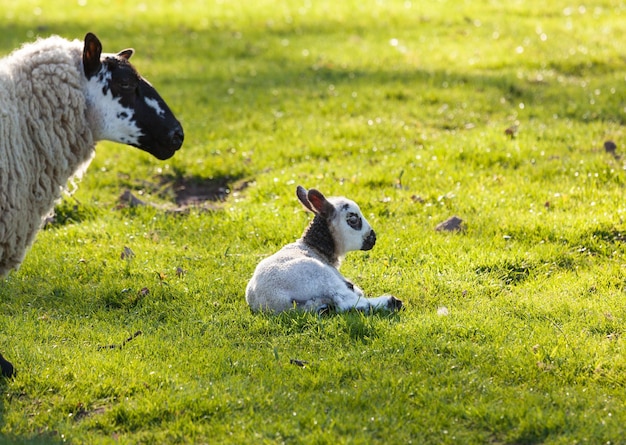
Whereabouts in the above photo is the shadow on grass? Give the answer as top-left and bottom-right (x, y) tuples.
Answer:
(2, 18), (624, 138)
(0, 434), (64, 445)
(267, 307), (403, 343)
(117, 172), (251, 213)
(46, 173), (252, 229)
(154, 172), (251, 208)
(0, 379), (62, 445)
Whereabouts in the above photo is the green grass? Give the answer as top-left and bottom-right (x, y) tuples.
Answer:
(1, 0), (626, 443)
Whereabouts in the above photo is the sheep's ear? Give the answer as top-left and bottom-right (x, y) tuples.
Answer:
(117, 48), (134, 60)
(307, 189), (335, 218)
(296, 186), (315, 213)
(83, 32), (102, 78)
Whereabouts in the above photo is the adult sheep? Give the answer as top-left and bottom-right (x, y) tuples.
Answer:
(0, 32), (184, 377)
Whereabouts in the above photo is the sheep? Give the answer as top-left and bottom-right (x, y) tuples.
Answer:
(245, 186), (403, 314)
(0, 353), (13, 379)
(0, 33), (184, 378)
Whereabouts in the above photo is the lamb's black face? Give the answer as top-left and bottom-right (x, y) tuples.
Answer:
(83, 32), (183, 160)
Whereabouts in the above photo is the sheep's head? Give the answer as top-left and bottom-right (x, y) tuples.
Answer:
(297, 186), (376, 262)
(82, 32), (183, 160)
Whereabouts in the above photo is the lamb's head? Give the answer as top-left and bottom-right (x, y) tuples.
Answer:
(297, 186), (376, 263)
(82, 32), (183, 160)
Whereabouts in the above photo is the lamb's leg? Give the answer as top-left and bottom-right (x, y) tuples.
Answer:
(0, 353), (14, 378)
(333, 284), (403, 312)
(295, 297), (334, 314)
(364, 294), (403, 311)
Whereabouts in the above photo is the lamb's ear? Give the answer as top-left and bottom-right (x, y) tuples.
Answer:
(307, 189), (335, 218)
(117, 48), (134, 60)
(83, 33), (102, 79)
(296, 186), (315, 213)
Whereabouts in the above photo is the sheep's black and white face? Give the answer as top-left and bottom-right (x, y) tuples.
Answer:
(82, 33), (183, 160)
(328, 197), (376, 254)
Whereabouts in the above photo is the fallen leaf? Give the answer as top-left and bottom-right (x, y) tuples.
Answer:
(505, 125), (518, 138)
(290, 359), (308, 368)
(121, 246), (135, 260)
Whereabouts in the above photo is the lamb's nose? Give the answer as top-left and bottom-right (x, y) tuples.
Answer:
(362, 230), (376, 251)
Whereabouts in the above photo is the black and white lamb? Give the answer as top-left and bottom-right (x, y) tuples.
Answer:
(0, 33), (184, 377)
(245, 186), (403, 313)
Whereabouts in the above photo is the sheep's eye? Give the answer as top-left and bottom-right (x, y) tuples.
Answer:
(118, 78), (136, 91)
(346, 212), (362, 230)
(111, 69), (138, 93)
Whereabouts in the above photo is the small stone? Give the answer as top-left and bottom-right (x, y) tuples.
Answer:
(436, 216), (464, 232)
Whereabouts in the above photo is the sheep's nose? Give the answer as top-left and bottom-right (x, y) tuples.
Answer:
(362, 230), (376, 251)
(168, 124), (184, 150)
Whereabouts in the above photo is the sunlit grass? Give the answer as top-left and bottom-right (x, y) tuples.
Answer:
(1, 0), (626, 443)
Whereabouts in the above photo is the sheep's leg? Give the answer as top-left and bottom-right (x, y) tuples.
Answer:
(0, 353), (14, 378)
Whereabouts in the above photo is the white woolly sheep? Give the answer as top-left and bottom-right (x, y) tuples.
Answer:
(245, 186), (403, 314)
(0, 33), (184, 377)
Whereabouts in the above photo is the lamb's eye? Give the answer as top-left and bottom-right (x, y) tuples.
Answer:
(346, 212), (362, 230)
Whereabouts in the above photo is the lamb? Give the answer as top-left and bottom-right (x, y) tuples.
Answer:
(245, 186), (403, 314)
(0, 33), (184, 377)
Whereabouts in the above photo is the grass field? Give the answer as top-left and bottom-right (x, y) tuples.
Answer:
(1, 0), (626, 443)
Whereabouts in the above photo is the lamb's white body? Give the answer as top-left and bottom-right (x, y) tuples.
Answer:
(246, 186), (403, 313)
(247, 240), (398, 313)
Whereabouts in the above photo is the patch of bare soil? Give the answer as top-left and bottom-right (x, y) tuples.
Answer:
(165, 175), (232, 206)
(118, 175), (250, 212)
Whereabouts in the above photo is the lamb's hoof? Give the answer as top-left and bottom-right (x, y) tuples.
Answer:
(0, 353), (15, 379)
(388, 296), (403, 311)
(317, 304), (331, 317)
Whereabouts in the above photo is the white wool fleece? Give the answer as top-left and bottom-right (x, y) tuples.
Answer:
(0, 36), (95, 275)
(245, 187), (403, 314)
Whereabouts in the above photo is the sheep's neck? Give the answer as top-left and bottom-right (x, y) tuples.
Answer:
(302, 215), (339, 267)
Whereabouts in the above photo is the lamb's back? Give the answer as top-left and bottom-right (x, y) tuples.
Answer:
(246, 240), (343, 309)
